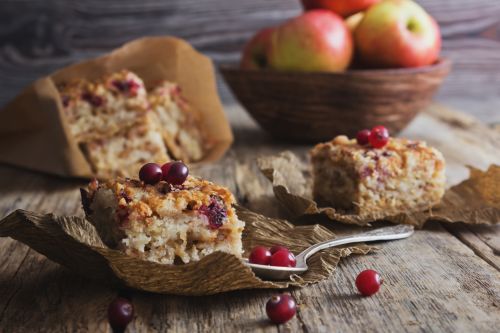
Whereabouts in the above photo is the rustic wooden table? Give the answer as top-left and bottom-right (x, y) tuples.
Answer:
(0, 102), (498, 332)
(0, 0), (499, 331)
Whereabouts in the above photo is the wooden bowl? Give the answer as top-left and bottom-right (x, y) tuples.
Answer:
(221, 58), (451, 142)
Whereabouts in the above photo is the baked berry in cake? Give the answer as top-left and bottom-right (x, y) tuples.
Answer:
(310, 127), (446, 216)
(81, 162), (244, 264)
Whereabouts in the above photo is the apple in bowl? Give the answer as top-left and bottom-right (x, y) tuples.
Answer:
(301, 0), (380, 18)
(240, 28), (274, 70)
(269, 10), (353, 72)
(240, 10), (353, 72)
(354, 0), (441, 68)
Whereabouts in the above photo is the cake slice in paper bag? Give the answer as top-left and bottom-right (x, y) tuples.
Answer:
(0, 37), (233, 179)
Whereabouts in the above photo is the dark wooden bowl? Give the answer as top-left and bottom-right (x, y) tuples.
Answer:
(221, 58), (451, 142)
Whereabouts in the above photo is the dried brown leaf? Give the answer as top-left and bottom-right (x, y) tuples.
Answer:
(0, 206), (374, 296)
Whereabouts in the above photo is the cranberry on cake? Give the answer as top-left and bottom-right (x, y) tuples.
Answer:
(81, 162), (244, 265)
(310, 127), (446, 216)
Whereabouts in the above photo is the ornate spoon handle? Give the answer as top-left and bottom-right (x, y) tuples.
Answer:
(297, 225), (414, 263)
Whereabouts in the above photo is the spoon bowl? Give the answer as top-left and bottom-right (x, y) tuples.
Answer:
(245, 224), (414, 280)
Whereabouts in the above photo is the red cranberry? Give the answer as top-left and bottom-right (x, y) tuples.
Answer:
(270, 249), (296, 267)
(356, 129), (371, 145)
(162, 161), (188, 185)
(269, 245), (288, 255)
(61, 95), (70, 108)
(356, 269), (383, 296)
(199, 196), (227, 229)
(139, 163), (163, 185)
(266, 294), (297, 324)
(369, 126), (389, 148)
(108, 297), (134, 332)
(81, 92), (104, 107)
(112, 80), (141, 96)
(249, 246), (272, 265)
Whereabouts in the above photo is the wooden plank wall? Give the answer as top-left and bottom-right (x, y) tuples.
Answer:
(0, 0), (499, 122)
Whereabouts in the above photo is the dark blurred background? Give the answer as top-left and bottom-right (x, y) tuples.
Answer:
(0, 0), (499, 123)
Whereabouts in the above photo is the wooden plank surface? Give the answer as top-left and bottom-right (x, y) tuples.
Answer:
(0, 104), (499, 332)
(0, 0), (499, 123)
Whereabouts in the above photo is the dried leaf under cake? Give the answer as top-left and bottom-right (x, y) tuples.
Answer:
(0, 206), (373, 296)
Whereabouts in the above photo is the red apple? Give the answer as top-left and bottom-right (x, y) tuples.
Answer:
(354, 0), (441, 68)
(268, 10), (353, 72)
(301, 0), (380, 18)
(240, 28), (274, 69)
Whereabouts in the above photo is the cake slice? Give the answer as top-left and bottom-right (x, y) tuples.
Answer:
(148, 81), (205, 162)
(58, 70), (171, 179)
(310, 134), (446, 216)
(58, 70), (209, 178)
(82, 176), (244, 264)
(58, 70), (149, 142)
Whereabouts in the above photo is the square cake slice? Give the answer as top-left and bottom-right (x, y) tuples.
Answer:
(82, 176), (244, 265)
(58, 70), (149, 142)
(148, 81), (205, 162)
(310, 135), (446, 216)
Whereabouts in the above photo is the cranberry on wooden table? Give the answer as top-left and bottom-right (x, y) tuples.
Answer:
(108, 297), (134, 332)
(266, 294), (297, 324)
(356, 269), (383, 296)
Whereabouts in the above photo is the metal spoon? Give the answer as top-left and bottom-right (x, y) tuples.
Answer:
(244, 224), (414, 280)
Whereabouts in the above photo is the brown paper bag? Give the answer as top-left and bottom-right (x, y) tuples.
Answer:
(0, 36), (233, 178)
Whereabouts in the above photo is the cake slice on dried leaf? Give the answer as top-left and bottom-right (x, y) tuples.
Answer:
(310, 135), (446, 216)
(82, 176), (245, 265)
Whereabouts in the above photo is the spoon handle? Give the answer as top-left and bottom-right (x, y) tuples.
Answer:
(298, 224), (414, 263)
